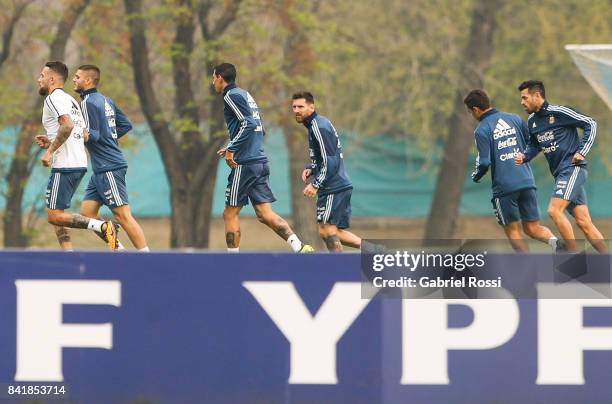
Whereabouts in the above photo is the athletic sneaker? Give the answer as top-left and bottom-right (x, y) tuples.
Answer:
(97, 222), (122, 251)
(299, 244), (315, 253)
(101, 221), (118, 251)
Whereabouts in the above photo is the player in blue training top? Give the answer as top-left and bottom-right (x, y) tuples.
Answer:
(465, 89), (561, 252)
(292, 91), (363, 252)
(72, 65), (149, 252)
(515, 80), (606, 253)
(212, 63), (313, 253)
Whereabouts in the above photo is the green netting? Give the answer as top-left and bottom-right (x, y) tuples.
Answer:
(1, 127), (611, 218)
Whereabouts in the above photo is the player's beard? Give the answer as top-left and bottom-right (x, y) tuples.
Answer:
(38, 86), (49, 96)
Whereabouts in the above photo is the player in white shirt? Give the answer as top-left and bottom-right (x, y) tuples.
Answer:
(35, 61), (118, 251)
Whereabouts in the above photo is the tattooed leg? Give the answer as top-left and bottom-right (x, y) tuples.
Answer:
(253, 203), (295, 241)
(47, 209), (91, 229)
(225, 230), (241, 248)
(54, 225), (72, 250)
(323, 235), (342, 252)
(269, 216), (293, 240)
(223, 205), (242, 248)
(70, 214), (91, 229)
(319, 224), (343, 252)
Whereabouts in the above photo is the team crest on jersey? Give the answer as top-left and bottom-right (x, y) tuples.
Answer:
(532, 122), (536, 128)
(549, 115), (555, 124)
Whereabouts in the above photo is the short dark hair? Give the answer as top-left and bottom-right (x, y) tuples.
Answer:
(78, 64), (101, 85)
(518, 80), (545, 98)
(463, 89), (490, 110)
(45, 61), (68, 82)
(292, 91), (315, 104)
(213, 63), (236, 83)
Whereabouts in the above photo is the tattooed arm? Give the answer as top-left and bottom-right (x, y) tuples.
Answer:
(49, 114), (74, 152)
(42, 114), (74, 167)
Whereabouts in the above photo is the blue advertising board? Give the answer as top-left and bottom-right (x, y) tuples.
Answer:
(0, 252), (611, 403)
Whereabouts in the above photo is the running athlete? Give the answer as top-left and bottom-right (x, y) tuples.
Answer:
(292, 91), (363, 252)
(73, 64), (149, 252)
(35, 61), (116, 250)
(464, 89), (561, 252)
(212, 62), (313, 252)
(515, 80), (606, 253)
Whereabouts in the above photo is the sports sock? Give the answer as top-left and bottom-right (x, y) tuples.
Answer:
(287, 234), (302, 252)
(227, 247), (239, 253)
(547, 237), (558, 248)
(88, 218), (105, 232)
(138, 246), (150, 252)
(116, 240), (125, 250)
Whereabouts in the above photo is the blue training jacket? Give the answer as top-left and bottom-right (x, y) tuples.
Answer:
(222, 83), (267, 165)
(523, 100), (597, 177)
(472, 109), (536, 197)
(80, 88), (131, 174)
(302, 111), (352, 196)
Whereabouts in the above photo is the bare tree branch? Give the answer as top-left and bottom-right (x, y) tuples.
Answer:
(196, 0), (213, 39)
(198, 0), (242, 41)
(49, 0), (92, 60)
(0, 0), (34, 69)
(211, 0), (242, 38)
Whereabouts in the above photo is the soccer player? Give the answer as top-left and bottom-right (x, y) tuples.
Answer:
(72, 64), (149, 252)
(292, 91), (362, 252)
(212, 63), (313, 252)
(35, 61), (117, 250)
(464, 89), (561, 252)
(515, 80), (606, 253)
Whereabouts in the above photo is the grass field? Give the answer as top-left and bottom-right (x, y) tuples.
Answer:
(2, 215), (610, 251)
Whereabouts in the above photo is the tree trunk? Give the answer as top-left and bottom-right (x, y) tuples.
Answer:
(3, 119), (38, 247)
(276, 0), (324, 248)
(192, 143), (224, 247)
(424, 0), (501, 241)
(194, 1), (242, 248)
(3, 0), (90, 247)
(282, 121), (322, 247)
(124, 0), (236, 248)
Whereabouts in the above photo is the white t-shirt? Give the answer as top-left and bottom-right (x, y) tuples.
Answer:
(42, 88), (87, 169)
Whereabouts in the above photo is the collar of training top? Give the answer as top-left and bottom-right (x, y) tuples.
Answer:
(49, 87), (65, 96)
(302, 111), (318, 127)
(79, 87), (98, 99)
(479, 108), (497, 121)
(222, 82), (237, 95)
(536, 100), (549, 115)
